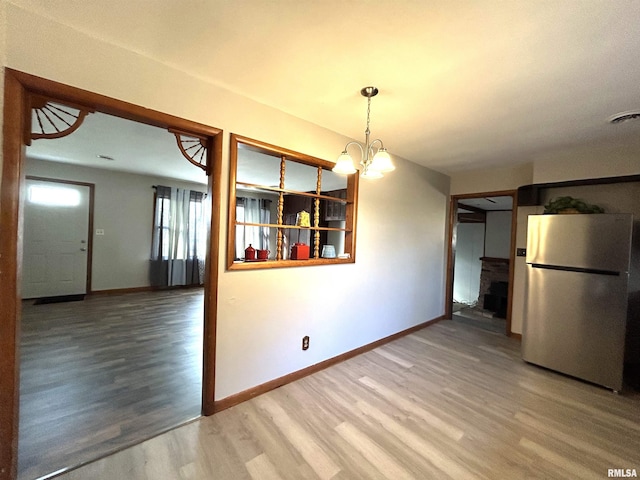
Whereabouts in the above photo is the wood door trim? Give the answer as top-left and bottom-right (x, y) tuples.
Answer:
(445, 190), (518, 337)
(0, 68), (223, 478)
(1, 67), (25, 480)
(25, 176), (95, 294)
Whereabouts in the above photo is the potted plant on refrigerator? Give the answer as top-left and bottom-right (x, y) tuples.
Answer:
(544, 196), (604, 214)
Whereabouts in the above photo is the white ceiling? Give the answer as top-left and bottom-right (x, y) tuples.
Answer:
(14, 0), (640, 174)
(27, 111), (209, 185)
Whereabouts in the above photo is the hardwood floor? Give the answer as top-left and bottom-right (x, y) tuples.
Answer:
(452, 302), (506, 334)
(19, 289), (204, 480)
(55, 317), (640, 480)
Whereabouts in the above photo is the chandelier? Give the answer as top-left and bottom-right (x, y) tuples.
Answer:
(332, 86), (395, 179)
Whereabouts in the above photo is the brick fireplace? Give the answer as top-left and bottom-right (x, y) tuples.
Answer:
(478, 257), (510, 314)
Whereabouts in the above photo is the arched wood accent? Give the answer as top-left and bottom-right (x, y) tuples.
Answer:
(28, 95), (94, 145)
(1, 68), (224, 480)
(169, 128), (209, 174)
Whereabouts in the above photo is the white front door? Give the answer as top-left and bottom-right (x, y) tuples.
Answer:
(22, 179), (91, 299)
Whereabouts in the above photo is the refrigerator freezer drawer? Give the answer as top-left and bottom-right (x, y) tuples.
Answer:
(522, 266), (628, 391)
(526, 214), (632, 272)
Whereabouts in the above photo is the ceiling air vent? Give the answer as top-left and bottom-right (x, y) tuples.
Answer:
(609, 111), (640, 124)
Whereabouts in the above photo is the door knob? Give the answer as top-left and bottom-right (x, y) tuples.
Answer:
(80, 248), (87, 251)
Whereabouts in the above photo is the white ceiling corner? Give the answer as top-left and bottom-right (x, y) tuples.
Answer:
(14, 0), (640, 176)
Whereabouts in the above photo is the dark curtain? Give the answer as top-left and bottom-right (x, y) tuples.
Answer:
(150, 186), (206, 287)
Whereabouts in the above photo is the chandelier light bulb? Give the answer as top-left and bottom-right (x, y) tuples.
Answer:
(370, 148), (395, 173)
(333, 151), (357, 174)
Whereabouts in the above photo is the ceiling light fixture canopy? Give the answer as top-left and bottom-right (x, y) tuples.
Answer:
(333, 86), (395, 179)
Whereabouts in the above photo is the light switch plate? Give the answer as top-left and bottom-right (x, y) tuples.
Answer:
(96, 229), (105, 236)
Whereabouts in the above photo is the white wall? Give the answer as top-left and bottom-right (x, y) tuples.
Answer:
(3, 5), (450, 401)
(25, 158), (206, 291)
(453, 223), (484, 305)
(484, 210), (511, 258)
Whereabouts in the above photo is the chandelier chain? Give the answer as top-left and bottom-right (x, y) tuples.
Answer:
(332, 86), (394, 178)
(365, 96), (371, 134)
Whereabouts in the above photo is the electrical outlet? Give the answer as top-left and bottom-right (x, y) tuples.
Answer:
(302, 336), (309, 350)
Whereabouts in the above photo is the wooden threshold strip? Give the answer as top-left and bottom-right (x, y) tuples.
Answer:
(214, 315), (445, 412)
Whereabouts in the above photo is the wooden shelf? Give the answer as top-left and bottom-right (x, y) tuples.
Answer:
(231, 257), (353, 270)
(236, 182), (349, 203)
(228, 134), (359, 270)
(236, 222), (349, 232)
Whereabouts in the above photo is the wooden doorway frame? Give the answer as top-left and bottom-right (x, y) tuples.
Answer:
(0, 69), (223, 479)
(444, 190), (518, 337)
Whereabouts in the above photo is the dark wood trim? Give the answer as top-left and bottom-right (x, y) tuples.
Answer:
(214, 316), (445, 412)
(517, 174), (640, 206)
(506, 199), (518, 338)
(0, 67), (24, 480)
(510, 332), (522, 341)
(230, 134), (338, 171)
(25, 175), (95, 294)
(444, 197), (457, 320)
(226, 136), (239, 270)
(446, 191), (518, 337)
(453, 189), (516, 200)
(346, 171), (359, 263)
(9, 69), (221, 139)
(0, 69), (224, 477)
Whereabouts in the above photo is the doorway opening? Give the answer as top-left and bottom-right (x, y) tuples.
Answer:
(445, 191), (517, 336)
(0, 69), (223, 479)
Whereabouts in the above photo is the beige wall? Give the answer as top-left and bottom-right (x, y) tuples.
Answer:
(449, 163), (533, 195)
(0, 1), (6, 185)
(3, 5), (449, 400)
(533, 143), (640, 184)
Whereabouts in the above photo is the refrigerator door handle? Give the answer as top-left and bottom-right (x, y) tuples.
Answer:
(529, 263), (621, 276)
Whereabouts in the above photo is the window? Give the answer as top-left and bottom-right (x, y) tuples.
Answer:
(235, 197), (272, 260)
(28, 184), (81, 207)
(151, 185), (207, 286)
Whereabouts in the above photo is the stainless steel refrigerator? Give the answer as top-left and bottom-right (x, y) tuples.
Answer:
(522, 213), (634, 392)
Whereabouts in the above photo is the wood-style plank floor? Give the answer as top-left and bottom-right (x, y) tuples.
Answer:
(19, 289), (204, 480)
(55, 317), (640, 480)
